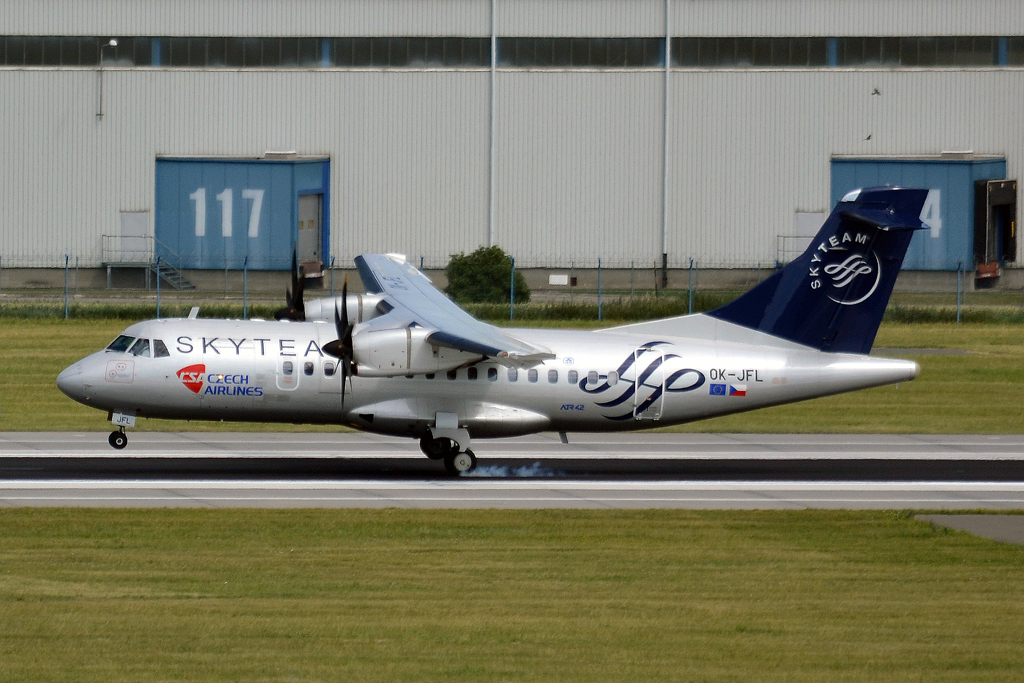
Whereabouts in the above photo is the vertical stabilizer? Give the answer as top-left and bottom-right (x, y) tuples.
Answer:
(707, 187), (929, 354)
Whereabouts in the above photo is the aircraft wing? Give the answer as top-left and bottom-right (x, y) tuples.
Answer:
(354, 253), (553, 364)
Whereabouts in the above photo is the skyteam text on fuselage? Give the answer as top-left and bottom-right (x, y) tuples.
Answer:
(58, 187), (930, 474)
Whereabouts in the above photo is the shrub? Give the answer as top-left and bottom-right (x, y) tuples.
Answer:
(444, 246), (530, 304)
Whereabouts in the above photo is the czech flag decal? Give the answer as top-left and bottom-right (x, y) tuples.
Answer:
(729, 384), (747, 397)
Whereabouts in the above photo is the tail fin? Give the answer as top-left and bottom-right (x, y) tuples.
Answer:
(707, 187), (929, 354)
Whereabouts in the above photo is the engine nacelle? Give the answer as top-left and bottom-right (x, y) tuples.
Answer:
(353, 326), (484, 377)
(304, 293), (388, 326)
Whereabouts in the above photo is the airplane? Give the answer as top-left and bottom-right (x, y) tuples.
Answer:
(57, 186), (930, 474)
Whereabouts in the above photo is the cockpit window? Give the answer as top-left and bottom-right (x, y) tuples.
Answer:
(128, 338), (151, 357)
(152, 339), (170, 358)
(106, 335), (135, 352)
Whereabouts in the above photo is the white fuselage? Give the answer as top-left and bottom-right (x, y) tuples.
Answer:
(57, 314), (918, 440)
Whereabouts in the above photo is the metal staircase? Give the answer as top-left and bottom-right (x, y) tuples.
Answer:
(148, 260), (195, 290)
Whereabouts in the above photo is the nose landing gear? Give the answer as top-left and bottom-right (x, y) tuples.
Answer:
(108, 427), (128, 450)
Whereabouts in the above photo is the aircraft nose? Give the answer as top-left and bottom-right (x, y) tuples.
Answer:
(56, 362), (86, 402)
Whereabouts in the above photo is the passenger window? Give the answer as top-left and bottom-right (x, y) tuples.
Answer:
(507, 368), (518, 382)
(152, 339), (170, 358)
(607, 371), (618, 386)
(447, 370), (457, 380)
(548, 369), (558, 383)
(426, 373), (435, 379)
(468, 367), (478, 380)
(283, 361), (293, 376)
(568, 370), (578, 384)
(106, 335), (135, 352)
(528, 369), (538, 383)
(129, 338), (151, 357)
(324, 361), (336, 377)
(304, 362), (314, 376)
(588, 370), (599, 385)
(487, 367), (497, 381)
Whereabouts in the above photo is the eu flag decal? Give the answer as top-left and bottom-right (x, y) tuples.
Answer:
(709, 383), (726, 396)
(729, 384), (747, 397)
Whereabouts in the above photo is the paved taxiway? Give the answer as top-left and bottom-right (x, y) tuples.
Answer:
(1, 432), (1023, 509)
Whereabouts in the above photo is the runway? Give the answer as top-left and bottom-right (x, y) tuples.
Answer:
(2, 432), (1023, 509)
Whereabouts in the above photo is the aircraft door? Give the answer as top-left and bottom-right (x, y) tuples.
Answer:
(318, 358), (348, 395)
(316, 328), (348, 396)
(297, 194), (323, 275)
(632, 348), (664, 420)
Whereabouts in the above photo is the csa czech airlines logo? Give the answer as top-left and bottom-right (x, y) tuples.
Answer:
(177, 364), (205, 394)
(808, 230), (882, 306)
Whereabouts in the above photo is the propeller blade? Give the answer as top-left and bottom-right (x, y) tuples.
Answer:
(340, 357), (347, 408)
(273, 249), (306, 321)
(340, 276), (348, 338)
(293, 265), (305, 320)
(322, 277), (356, 408)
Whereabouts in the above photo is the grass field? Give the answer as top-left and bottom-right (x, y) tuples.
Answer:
(0, 508), (1021, 682)
(2, 318), (1023, 433)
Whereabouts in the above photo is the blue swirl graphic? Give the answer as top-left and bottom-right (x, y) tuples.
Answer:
(575, 341), (706, 420)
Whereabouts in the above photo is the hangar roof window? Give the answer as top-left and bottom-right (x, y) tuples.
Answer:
(0, 36), (153, 66)
(3, 35), (1022, 70)
(497, 37), (663, 68)
(672, 36), (1022, 68)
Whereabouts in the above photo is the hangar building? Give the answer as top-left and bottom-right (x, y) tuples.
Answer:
(0, 0), (1021, 289)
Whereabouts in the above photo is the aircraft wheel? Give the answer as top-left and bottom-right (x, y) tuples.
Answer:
(420, 435), (456, 460)
(108, 430), (128, 450)
(444, 449), (477, 475)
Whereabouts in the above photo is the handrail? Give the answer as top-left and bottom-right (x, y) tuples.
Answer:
(101, 234), (153, 264)
(153, 237), (184, 272)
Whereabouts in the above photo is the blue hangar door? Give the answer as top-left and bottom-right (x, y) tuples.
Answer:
(831, 156), (1010, 271)
(155, 157), (330, 272)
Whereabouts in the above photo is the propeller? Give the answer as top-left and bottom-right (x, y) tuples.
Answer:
(274, 250), (306, 321)
(323, 276), (355, 407)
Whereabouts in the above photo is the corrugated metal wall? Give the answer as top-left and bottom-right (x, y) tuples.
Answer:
(671, 0), (1024, 37)
(495, 72), (663, 267)
(499, 0), (665, 37)
(0, 69), (490, 267)
(3, 66), (1023, 269)
(10, 0), (1022, 38)
(2, 0), (1023, 270)
(668, 69), (1024, 267)
(0, 0), (490, 36)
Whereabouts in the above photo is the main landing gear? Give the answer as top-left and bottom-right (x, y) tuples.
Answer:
(419, 435), (477, 475)
(108, 427), (128, 450)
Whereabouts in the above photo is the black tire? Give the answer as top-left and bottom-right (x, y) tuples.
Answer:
(420, 436), (458, 460)
(108, 431), (128, 450)
(443, 449), (477, 475)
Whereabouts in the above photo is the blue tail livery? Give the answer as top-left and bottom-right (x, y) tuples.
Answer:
(708, 187), (929, 354)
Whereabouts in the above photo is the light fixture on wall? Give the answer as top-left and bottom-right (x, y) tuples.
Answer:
(97, 39), (119, 120)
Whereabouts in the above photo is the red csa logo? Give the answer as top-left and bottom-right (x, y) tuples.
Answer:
(177, 364), (206, 394)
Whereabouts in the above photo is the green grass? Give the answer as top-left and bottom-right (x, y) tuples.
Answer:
(3, 319), (1024, 433)
(0, 508), (1022, 682)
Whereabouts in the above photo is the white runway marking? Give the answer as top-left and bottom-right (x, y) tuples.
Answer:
(2, 479), (1024, 509)
(2, 432), (1024, 460)
(2, 432), (1023, 508)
